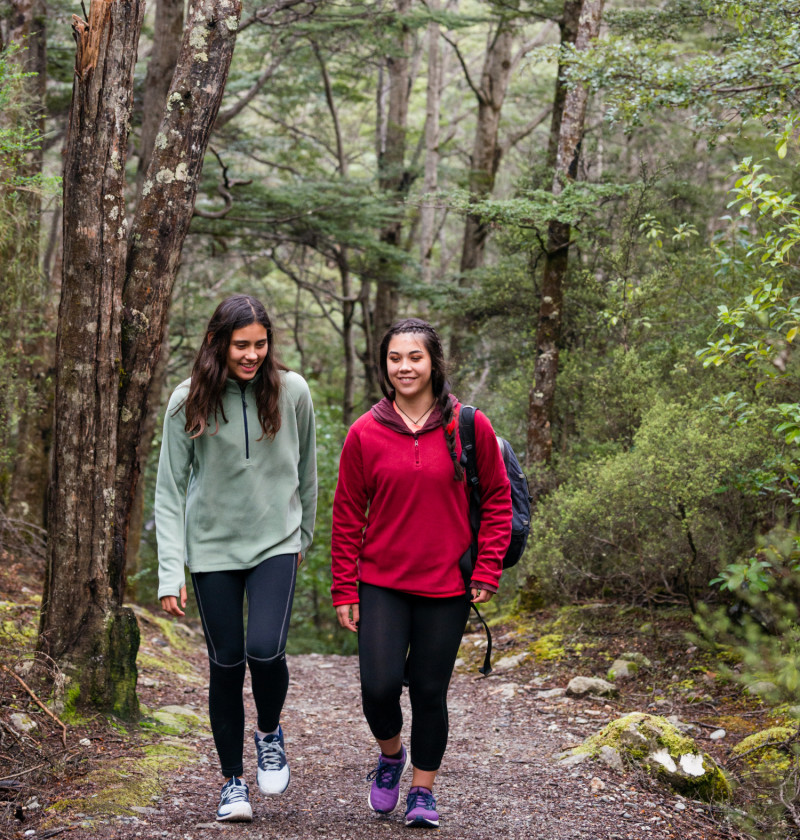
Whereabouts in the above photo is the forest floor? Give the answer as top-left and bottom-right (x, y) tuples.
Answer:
(0, 558), (790, 840)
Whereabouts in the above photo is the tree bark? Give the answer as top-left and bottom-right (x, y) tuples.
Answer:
(40, 0), (145, 719)
(371, 0), (412, 384)
(2, 1), (52, 527)
(136, 0), (185, 195)
(39, 0), (242, 719)
(419, 1), (442, 285)
(546, 1), (582, 172)
(448, 19), (514, 362)
(526, 0), (605, 486)
(116, 0), (242, 607)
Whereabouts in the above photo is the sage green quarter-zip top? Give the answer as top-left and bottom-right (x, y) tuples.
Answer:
(155, 370), (317, 600)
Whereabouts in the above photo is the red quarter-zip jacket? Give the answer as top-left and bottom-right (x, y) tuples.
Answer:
(331, 397), (511, 606)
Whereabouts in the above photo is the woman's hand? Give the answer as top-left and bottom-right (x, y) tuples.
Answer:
(336, 603), (359, 632)
(470, 587), (494, 604)
(297, 552), (303, 567)
(161, 585), (187, 617)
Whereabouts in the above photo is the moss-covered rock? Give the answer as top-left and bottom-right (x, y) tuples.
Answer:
(608, 659), (638, 680)
(569, 712), (731, 800)
(147, 704), (210, 736)
(731, 726), (799, 783)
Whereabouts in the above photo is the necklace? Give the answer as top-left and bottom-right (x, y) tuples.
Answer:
(394, 399), (436, 426)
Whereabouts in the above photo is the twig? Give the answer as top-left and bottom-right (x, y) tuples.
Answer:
(1, 665), (67, 748)
(0, 761), (48, 780)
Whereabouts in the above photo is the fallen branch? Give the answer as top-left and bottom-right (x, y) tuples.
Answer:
(1, 665), (67, 748)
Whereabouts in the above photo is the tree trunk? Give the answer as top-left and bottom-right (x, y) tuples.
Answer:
(135, 0), (184, 195)
(39, 0), (242, 719)
(419, 1), (441, 285)
(526, 0), (605, 488)
(39, 0), (145, 719)
(126, 0), (183, 584)
(116, 0), (242, 607)
(1, 1), (52, 526)
(371, 0), (412, 386)
(546, 1), (582, 172)
(449, 20), (514, 362)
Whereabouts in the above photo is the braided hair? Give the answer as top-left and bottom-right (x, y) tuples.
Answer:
(378, 318), (463, 481)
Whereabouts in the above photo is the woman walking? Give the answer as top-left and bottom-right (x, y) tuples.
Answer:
(331, 318), (511, 828)
(157, 294), (317, 822)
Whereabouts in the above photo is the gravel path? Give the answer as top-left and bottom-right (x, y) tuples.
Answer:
(51, 644), (737, 840)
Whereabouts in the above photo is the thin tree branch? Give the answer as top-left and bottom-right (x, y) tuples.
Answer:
(311, 40), (347, 176)
(1, 664), (67, 747)
(441, 32), (484, 103)
(215, 43), (296, 129)
(193, 147), (252, 219)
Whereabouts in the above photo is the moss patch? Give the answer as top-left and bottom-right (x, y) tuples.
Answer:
(44, 738), (197, 821)
(732, 726), (799, 783)
(530, 633), (566, 661)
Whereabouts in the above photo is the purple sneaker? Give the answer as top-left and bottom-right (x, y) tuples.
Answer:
(405, 786), (439, 828)
(367, 746), (410, 814)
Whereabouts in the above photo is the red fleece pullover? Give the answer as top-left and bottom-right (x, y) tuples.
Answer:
(331, 397), (512, 606)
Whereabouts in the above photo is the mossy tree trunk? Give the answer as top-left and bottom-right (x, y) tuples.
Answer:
(526, 0), (605, 494)
(40, 0), (145, 720)
(39, 0), (242, 720)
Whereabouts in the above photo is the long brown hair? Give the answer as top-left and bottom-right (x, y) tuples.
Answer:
(181, 295), (287, 439)
(378, 318), (463, 481)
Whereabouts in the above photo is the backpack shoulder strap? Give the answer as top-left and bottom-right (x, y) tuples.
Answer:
(459, 404), (480, 496)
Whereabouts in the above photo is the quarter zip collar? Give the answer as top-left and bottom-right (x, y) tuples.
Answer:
(225, 369), (262, 394)
(370, 395), (459, 435)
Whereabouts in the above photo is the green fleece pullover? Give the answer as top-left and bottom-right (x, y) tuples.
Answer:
(155, 370), (317, 599)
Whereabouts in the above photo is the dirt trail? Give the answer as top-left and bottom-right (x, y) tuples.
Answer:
(45, 644), (736, 840)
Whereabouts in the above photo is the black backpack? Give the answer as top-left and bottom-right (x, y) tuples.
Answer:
(458, 405), (532, 675)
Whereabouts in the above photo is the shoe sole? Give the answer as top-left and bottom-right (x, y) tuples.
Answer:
(367, 750), (411, 815)
(257, 766), (290, 795)
(405, 816), (439, 828)
(216, 804), (253, 822)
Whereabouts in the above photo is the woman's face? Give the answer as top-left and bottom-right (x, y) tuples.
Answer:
(386, 333), (433, 402)
(225, 322), (269, 381)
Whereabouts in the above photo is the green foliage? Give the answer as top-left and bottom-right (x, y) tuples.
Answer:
(288, 403), (356, 655)
(525, 399), (770, 604)
(695, 526), (800, 702)
(0, 44), (59, 504)
(583, 1), (800, 130)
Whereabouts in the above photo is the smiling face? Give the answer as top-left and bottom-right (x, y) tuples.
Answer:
(386, 333), (434, 404)
(225, 322), (269, 381)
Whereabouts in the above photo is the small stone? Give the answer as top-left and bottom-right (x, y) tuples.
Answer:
(9, 713), (37, 733)
(566, 676), (617, 698)
(536, 688), (567, 699)
(590, 776), (606, 792)
(79, 738), (92, 746)
(494, 652), (530, 672)
(745, 680), (778, 700)
(674, 802), (686, 811)
(709, 729), (726, 741)
(608, 659), (637, 681)
(619, 651), (652, 669)
(557, 751), (591, 767)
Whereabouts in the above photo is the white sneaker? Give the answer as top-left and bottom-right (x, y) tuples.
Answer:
(216, 776), (253, 822)
(255, 726), (290, 795)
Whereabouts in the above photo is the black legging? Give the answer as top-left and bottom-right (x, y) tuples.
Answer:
(357, 582), (470, 772)
(192, 553), (297, 778)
